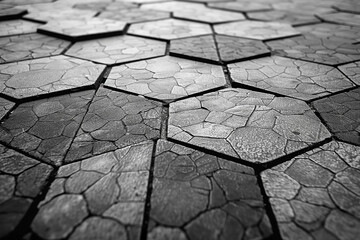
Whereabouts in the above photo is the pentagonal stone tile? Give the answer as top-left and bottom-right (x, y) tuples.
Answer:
(208, 2), (272, 12)
(317, 12), (360, 27)
(0, 20), (40, 37)
(339, 61), (360, 85)
(228, 56), (354, 101)
(0, 6), (27, 20)
(128, 19), (212, 41)
(148, 140), (273, 239)
(105, 56), (226, 101)
(313, 88), (360, 146)
(32, 141), (153, 240)
(267, 35), (360, 66)
(38, 18), (126, 41)
(261, 141), (360, 240)
(65, 87), (161, 162)
(24, 8), (97, 23)
(0, 55), (105, 100)
(334, 3), (360, 14)
(0, 144), (53, 238)
(74, 1), (138, 11)
(0, 90), (95, 166)
(168, 88), (331, 163)
(66, 35), (166, 65)
(214, 21), (300, 41)
(0, 33), (70, 63)
(99, 8), (170, 24)
(0, 97), (14, 120)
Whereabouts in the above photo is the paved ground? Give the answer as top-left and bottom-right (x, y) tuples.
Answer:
(0, 0), (359, 240)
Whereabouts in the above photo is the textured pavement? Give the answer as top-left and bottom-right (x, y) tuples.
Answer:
(0, 0), (359, 240)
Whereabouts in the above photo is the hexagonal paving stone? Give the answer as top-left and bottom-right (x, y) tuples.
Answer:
(0, 55), (105, 100)
(0, 20), (40, 37)
(38, 18), (126, 41)
(66, 35), (165, 65)
(74, 1), (138, 11)
(271, 2), (334, 14)
(261, 141), (360, 240)
(0, 144), (53, 238)
(65, 87), (162, 162)
(24, 8), (97, 23)
(317, 12), (360, 27)
(105, 56), (226, 101)
(2, 0), (54, 4)
(214, 21), (300, 41)
(333, 3), (360, 14)
(0, 6), (27, 21)
(339, 61), (360, 85)
(267, 35), (360, 66)
(0, 33), (70, 63)
(0, 90), (95, 166)
(313, 88), (360, 146)
(0, 97), (14, 120)
(168, 88), (331, 164)
(128, 19), (212, 41)
(32, 141), (153, 240)
(99, 8), (170, 24)
(228, 56), (354, 101)
(148, 140), (273, 240)
(208, 1), (272, 12)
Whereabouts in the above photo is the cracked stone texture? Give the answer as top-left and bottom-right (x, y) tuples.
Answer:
(168, 88), (331, 163)
(38, 18), (127, 41)
(0, 97), (14, 120)
(0, 20), (40, 37)
(74, 1), (138, 11)
(32, 141), (153, 240)
(0, 90), (95, 166)
(334, 3), (360, 14)
(24, 8), (97, 23)
(0, 144), (53, 238)
(271, 2), (334, 14)
(228, 56), (354, 101)
(66, 35), (166, 65)
(0, 33), (70, 63)
(0, 55), (105, 100)
(65, 87), (161, 162)
(208, 2), (273, 12)
(339, 61), (360, 85)
(214, 21), (300, 41)
(105, 56), (226, 101)
(267, 35), (360, 66)
(148, 139), (273, 240)
(317, 12), (360, 27)
(0, 7), (26, 20)
(99, 8), (170, 24)
(261, 140), (360, 240)
(128, 19), (212, 41)
(313, 88), (360, 146)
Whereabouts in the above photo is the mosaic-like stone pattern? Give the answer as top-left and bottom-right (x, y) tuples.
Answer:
(261, 141), (360, 240)
(0, 7), (26, 20)
(38, 18), (126, 41)
(105, 56), (226, 101)
(228, 56), (354, 100)
(65, 88), (161, 162)
(24, 8), (96, 23)
(32, 141), (153, 240)
(334, 3), (360, 14)
(148, 140), (273, 240)
(0, 91), (95, 166)
(168, 88), (331, 163)
(0, 33), (70, 63)
(0, 20), (40, 37)
(0, 55), (105, 100)
(317, 12), (360, 27)
(66, 35), (166, 65)
(74, 1), (137, 11)
(313, 88), (360, 146)
(0, 97), (14, 120)
(128, 19), (212, 40)
(99, 8), (170, 24)
(208, 2), (272, 12)
(271, 2), (333, 14)
(214, 21), (300, 41)
(339, 61), (360, 85)
(0, 144), (53, 238)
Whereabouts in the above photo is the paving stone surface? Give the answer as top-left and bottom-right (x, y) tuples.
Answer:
(74, 1), (138, 11)
(0, 7), (26, 21)
(168, 88), (331, 163)
(99, 8), (170, 23)
(0, 33), (70, 63)
(65, 87), (161, 162)
(24, 8), (97, 23)
(105, 56), (226, 101)
(261, 140), (360, 240)
(0, 55), (105, 100)
(317, 12), (360, 27)
(0, 20), (40, 37)
(66, 35), (166, 65)
(333, 3), (360, 14)
(339, 61), (360, 85)
(228, 56), (354, 101)
(0, 97), (14, 120)
(148, 140), (273, 240)
(208, 2), (273, 12)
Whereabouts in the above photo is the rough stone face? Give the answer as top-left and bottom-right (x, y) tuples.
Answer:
(317, 12), (360, 27)
(0, 7), (27, 20)
(32, 141), (153, 240)
(333, 3), (360, 14)
(0, 20), (40, 37)
(168, 88), (331, 163)
(248, 10), (320, 26)
(105, 56), (226, 101)
(74, 1), (137, 11)
(0, 97), (14, 120)
(339, 61), (360, 85)
(24, 8), (96, 23)
(99, 8), (170, 23)
(208, 2), (272, 12)
(261, 141), (360, 240)
(148, 140), (272, 239)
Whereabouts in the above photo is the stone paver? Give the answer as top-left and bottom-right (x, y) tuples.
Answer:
(333, 3), (360, 14)
(65, 87), (161, 162)
(168, 88), (331, 163)
(0, 7), (26, 21)
(74, 1), (138, 11)
(208, 2), (272, 12)
(148, 140), (273, 240)
(339, 61), (360, 85)
(0, 97), (14, 120)
(0, 20), (40, 37)
(0, 55), (105, 100)
(24, 8), (96, 23)
(105, 56), (226, 101)
(261, 141), (360, 240)
(0, 33), (70, 63)
(99, 8), (170, 23)
(228, 56), (354, 101)
(317, 12), (360, 27)
(66, 35), (166, 65)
